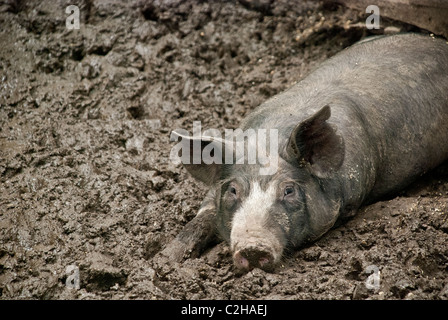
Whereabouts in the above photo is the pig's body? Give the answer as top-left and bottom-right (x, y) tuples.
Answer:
(164, 33), (448, 272)
(244, 33), (448, 213)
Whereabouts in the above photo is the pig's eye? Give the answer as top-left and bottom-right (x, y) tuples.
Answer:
(223, 183), (239, 212)
(284, 186), (294, 197)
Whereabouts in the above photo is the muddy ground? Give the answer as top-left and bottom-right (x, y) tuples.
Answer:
(1, 0), (447, 300)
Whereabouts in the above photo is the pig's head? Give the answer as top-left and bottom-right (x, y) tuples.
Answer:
(171, 105), (345, 272)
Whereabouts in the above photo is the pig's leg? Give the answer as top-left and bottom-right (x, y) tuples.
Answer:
(155, 189), (218, 263)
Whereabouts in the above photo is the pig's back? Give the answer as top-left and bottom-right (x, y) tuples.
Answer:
(243, 33), (448, 199)
(245, 33), (448, 130)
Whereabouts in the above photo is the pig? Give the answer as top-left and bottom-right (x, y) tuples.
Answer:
(161, 33), (448, 273)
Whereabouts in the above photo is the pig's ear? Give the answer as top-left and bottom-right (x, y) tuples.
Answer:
(170, 130), (230, 185)
(287, 105), (345, 178)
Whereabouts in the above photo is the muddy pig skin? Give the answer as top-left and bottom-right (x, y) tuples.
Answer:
(164, 33), (448, 272)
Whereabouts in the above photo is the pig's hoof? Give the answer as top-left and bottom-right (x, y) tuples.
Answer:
(233, 247), (275, 273)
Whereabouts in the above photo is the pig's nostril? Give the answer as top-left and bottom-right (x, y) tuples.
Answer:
(234, 247), (275, 272)
(233, 250), (249, 270)
(259, 256), (271, 268)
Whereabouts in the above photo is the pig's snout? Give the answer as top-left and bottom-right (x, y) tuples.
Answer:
(233, 246), (275, 272)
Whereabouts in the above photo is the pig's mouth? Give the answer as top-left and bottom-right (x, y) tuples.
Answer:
(231, 243), (282, 273)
